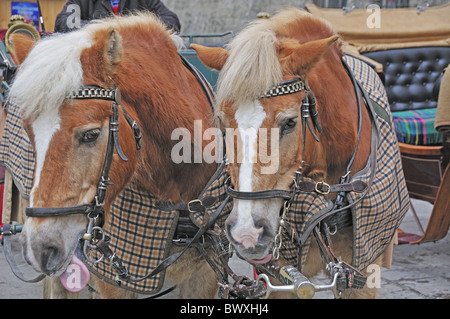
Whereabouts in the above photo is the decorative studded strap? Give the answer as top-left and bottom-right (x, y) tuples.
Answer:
(261, 78), (305, 98)
(66, 86), (116, 101)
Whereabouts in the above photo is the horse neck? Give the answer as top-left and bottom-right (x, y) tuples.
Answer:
(118, 46), (217, 202)
(304, 52), (371, 184)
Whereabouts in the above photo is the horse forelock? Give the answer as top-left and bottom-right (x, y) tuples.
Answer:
(216, 19), (282, 108)
(9, 31), (92, 120)
(9, 12), (180, 122)
(216, 8), (340, 110)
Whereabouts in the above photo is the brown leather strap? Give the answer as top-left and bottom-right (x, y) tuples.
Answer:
(296, 180), (367, 194)
(226, 187), (292, 200)
(156, 195), (219, 213)
(313, 226), (366, 291)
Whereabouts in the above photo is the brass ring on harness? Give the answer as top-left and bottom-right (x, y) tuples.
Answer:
(315, 181), (330, 195)
(187, 199), (202, 213)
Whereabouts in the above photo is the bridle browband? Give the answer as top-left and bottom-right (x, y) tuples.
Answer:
(260, 78), (306, 99)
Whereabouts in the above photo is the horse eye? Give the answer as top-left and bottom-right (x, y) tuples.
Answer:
(281, 118), (297, 136)
(80, 128), (101, 144)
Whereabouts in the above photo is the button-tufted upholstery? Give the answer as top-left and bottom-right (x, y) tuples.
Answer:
(363, 46), (450, 146)
(364, 47), (450, 112)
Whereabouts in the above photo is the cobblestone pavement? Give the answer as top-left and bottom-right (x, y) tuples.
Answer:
(0, 199), (448, 299)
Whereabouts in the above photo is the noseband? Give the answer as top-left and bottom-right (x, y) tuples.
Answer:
(25, 86), (142, 259)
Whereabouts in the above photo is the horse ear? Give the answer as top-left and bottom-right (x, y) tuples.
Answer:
(280, 35), (339, 77)
(190, 44), (229, 71)
(9, 33), (37, 65)
(105, 29), (123, 66)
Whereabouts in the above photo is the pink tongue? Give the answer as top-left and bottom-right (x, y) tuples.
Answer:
(248, 254), (273, 264)
(59, 254), (90, 292)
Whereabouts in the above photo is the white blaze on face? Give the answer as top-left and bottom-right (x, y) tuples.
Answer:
(232, 100), (266, 247)
(29, 110), (61, 206)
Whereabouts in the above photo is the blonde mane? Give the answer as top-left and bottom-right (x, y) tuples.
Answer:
(9, 30), (91, 120)
(9, 12), (180, 120)
(216, 18), (282, 108)
(216, 8), (338, 108)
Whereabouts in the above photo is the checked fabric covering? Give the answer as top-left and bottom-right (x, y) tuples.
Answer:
(280, 55), (410, 271)
(87, 165), (232, 294)
(0, 99), (232, 294)
(0, 101), (34, 198)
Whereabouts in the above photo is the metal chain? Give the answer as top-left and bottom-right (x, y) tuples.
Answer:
(273, 200), (291, 260)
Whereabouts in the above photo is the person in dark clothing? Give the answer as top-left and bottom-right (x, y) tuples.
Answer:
(55, 0), (180, 33)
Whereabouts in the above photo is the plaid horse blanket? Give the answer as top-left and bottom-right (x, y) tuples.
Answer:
(86, 165), (231, 294)
(0, 99), (231, 294)
(280, 55), (410, 271)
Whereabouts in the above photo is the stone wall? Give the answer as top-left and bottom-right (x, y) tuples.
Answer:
(163, 0), (448, 37)
(163, 0), (311, 35)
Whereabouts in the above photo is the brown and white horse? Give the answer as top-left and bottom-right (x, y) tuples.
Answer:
(8, 13), (219, 298)
(193, 9), (384, 298)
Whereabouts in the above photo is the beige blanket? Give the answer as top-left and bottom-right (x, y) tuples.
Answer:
(306, 3), (450, 53)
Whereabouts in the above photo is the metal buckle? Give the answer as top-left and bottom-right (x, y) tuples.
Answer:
(315, 181), (330, 195)
(187, 199), (202, 213)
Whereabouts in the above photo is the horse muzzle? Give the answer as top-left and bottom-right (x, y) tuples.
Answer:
(20, 216), (87, 277)
(225, 214), (276, 263)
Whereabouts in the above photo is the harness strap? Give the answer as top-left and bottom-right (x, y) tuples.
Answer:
(226, 179), (367, 201)
(157, 195), (220, 213)
(178, 53), (215, 109)
(296, 180), (367, 194)
(313, 225), (366, 293)
(226, 187), (292, 200)
(26, 205), (93, 217)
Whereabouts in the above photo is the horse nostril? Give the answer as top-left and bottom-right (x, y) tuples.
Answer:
(40, 245), (64, 274)
(229, 226), (264, 249)
(241, 235), (258, 249)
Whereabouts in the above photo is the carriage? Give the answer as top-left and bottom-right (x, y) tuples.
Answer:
(0, 3), (448, 300)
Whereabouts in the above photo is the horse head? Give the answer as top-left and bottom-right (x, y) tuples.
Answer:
(193, 9), (367, 264)
(8, 28), (139, 278)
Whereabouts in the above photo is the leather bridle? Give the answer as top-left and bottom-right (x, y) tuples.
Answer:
(225, 58), (377, 295)
(225, 77), (325, 203)
(17, 55), (227, 287)
(225, 59), (372, 225)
